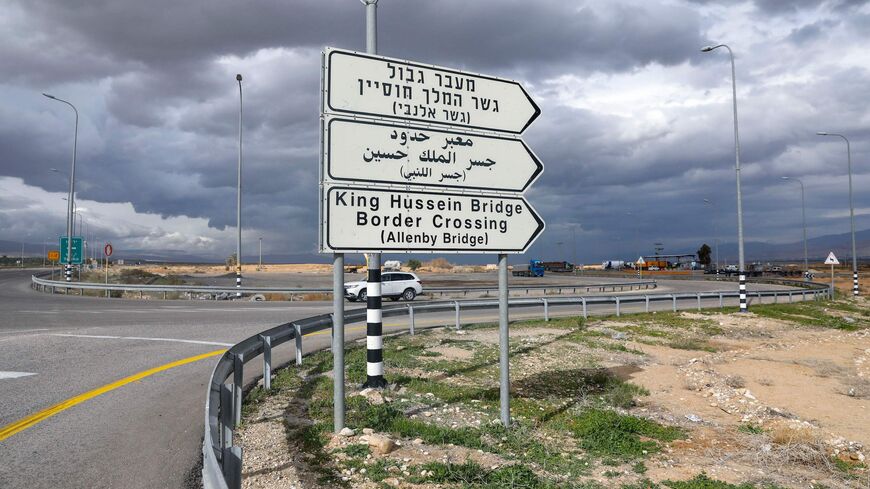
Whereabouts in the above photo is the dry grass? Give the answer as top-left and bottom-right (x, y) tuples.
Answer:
(753, 424), (836, 473)
(757, 378), (774, 386)
(841, 378), (870, 399)
(300, 293), (333, 301)
(424, 257), (454, 270)
(724, 374), (746, 389)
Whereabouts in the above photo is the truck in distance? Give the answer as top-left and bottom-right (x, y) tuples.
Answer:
(512, 260), (545, 277)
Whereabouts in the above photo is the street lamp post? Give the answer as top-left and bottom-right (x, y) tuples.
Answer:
(816, 132), (859, 296)
(703, 199), (720, 273)
(43, 94), (78, 283)
(258, 236), (262, 271)
(236, 74), (243, 298)
(702, 43), (747, 312)
(780, 177), (809, 280)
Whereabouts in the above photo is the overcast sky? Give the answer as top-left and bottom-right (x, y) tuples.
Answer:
(1, 0), (869, 263)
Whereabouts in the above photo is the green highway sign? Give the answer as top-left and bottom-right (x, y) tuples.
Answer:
(60, 236), (84, 264)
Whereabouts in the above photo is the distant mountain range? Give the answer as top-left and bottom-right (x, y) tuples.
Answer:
(3, 227), (869, 265)
(686, 228), (870, 263)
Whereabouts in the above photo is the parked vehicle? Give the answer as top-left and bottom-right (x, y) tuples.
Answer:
(512, 260), (545, 277)
(344, 272), (422, 302)
(383, 260), (402, 271)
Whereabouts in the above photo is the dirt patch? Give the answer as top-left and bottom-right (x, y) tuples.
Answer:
(238, 299), (870, 488)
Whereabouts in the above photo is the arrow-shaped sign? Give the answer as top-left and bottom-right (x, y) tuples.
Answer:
(321, 186), (544, 253)
(825, 252), (840, 265)
(324, 47), (540, 134)
(324, 117), (543, 192)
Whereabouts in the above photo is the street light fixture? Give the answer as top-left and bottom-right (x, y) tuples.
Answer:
(44, 93), (78, 282)
(780, 177), (809, 280)
(702, 43), (747, 312)
(816, 132), (859, 296)
(236, 74), (243, 298)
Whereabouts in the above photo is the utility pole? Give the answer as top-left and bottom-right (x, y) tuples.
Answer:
(43, 94), (78, 283)
(235, 74), (244, 298)
(702, 44), (747, 311)
(258, 237), (262, 271)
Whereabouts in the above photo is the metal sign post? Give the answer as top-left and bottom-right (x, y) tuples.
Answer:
(322, 0), (544, 432)
(636, 256), (645, 279)
(498, 253), (510, 427)
(825, 252), (839, 299)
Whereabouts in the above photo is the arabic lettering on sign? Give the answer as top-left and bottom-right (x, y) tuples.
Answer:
(325, 118), (542, 192)
(325, 49), (540, 134)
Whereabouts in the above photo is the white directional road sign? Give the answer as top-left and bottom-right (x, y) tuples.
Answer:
(324, 116), (543, 192)
(323, 47), (540, 134)
(322, 186), (544, 253)
(825, 252), (840, 265)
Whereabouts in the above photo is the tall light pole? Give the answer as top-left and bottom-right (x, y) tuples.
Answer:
(702, 43), (747, 312)
(44, 94), (78, 282)
(817, 132), (859, 296)
(781, 177), (809, 280)
(236, 74), (243, 298)
(258, 236), (262, 271)
(703, 199), (720, 272)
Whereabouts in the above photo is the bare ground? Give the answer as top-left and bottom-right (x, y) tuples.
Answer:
(237, 297), (870, 488)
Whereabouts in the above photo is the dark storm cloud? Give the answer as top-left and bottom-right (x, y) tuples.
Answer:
(2, 0), (869, 262)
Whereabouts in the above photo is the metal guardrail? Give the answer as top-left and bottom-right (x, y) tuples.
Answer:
(29, 275), (657, 300)
(201, 280), (832, 489)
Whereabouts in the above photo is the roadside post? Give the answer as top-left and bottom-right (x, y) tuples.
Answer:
(320, 0), (543, 430)
(104, 243), (113, 297)
(48, 250), (60, 281)
(825, 251), (839, 299)
(636, 256), (645, 279)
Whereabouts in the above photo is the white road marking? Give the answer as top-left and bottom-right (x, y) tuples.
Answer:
(0, 328), (51, 335)
(48, 334), (233, 347)
(0, 371), (37, 380)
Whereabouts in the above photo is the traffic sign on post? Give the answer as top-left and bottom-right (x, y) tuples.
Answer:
(824, 252), (839, 265)
(324, 47), (540, 134)
(47, 250), (60, 262)
(104, 243), (113, 257)
(59, 236), (83, 264)
(322, 186), (544, 253)
(324, 116), (542, 192)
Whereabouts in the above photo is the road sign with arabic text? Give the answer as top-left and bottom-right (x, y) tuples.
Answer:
(323, 116), (542, 192)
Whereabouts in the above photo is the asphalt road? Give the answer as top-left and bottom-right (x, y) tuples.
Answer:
(0, 269), (804, 488)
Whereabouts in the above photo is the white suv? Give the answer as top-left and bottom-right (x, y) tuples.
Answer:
(345, 272), (423, 302)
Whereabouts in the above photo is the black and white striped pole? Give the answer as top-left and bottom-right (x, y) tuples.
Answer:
(361, 0), (387, 389)
(363, 253), (387, 388)
(702, 43), (747, 312)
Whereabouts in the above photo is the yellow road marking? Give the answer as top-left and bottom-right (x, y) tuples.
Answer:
(0, 349), (226, 442)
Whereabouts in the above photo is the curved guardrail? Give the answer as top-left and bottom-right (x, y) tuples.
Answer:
(202, 280), (832, 489)
(29, 275), (657, 300)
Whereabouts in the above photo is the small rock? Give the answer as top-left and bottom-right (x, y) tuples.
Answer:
(339, 427), (355, 437)
(362, 428), (374, 435)
(843, 316), (856, 324)
(685, 414), (703, 423)
(612, 332), (628, 340)
(412, 438), (423, 445)
(359, 388), (385, 405)
(367, 434), (397, 455)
